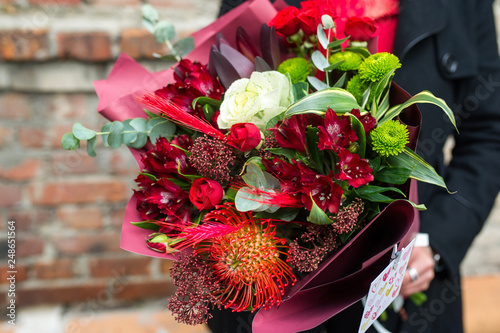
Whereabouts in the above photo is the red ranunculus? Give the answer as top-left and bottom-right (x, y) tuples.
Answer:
(189, 178), (224, 210)
(297, 7), (320, 36)
(227, 123), (261, 151)
(344, 17), (377, 42)
(336, 148), (374, 188)
(268, 6), (301, 37)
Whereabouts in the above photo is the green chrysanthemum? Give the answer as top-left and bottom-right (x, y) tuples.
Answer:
(346, 74), (370, 105)
(358, 52), (401, 82)
(370, 120), (409, 156)
(277, 57), (312, 84)
(329, 51), (363, 71)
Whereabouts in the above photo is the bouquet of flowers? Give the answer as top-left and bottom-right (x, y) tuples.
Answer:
(62, 0), (455, 331)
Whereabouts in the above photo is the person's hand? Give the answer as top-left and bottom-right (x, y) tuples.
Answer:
(400, 246), (435, 298)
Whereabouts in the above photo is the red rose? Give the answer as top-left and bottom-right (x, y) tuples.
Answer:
(297, 7), (320, 36)
(344, 17), (377, 42)
(227, 123), (261, 151)
(189, 178), (224, 210)
(268, 6), (301, 37)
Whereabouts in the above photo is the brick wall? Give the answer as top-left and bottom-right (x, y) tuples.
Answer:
(0, 0), (218, 309)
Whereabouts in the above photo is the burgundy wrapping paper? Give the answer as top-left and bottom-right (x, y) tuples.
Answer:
(92, 0), (423, 329)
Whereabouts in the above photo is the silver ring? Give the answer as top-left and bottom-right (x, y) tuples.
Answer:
(407, 267), (419, 282)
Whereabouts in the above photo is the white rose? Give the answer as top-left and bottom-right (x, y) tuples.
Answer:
(218, 71), (293, 130)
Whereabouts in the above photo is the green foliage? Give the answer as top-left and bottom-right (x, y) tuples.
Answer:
(61, 114), (177, 157)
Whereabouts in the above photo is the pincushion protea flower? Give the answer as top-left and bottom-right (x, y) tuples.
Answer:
(181, 203), (297, 313)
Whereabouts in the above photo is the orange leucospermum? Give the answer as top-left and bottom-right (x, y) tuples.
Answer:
(196, 203), (296, 312)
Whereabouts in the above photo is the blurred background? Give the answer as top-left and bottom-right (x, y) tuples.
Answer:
(0, 0), (499, 332)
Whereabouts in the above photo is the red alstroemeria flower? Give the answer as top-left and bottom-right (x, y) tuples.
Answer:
(344, 16), (377, 42)
(268, 115), (308, 154)
(142, 137), (193, 177)
(263, 158), (316, 193)
(302, 174), (343, 214)
(268, 6), (301, 37)
(147, 178), (189, 215)
(318, 108), (358, 152)
(155, 83), (204, 117)
(336, 148), (374, 188)
(350, 109), (377, 135)
(174, 59), (224, 100)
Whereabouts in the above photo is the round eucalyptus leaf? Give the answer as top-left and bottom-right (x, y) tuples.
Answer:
(61, 133), (80, 150)
(154, 21), (175, 43)
(72, 122), (96, 140)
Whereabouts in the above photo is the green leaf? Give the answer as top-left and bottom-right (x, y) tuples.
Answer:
(142, 4), (159, 23)
(307, 195), (333, 225)
(333, 72), (347, 88)
(311, 50), (330, 72)
(265, 147), (297, 160)
(241, 163), (269, 188)
(405, 200), (427, 211)
(122, 119), (138, 146)
(165, 177), (190, 191)
(192, 96), (222, 109)
(86, 136), (97, 157)
(355, 185), (406, 197)
(348, 114), (366, 158)
(139, 172), (159, 182)
(344, 46), (371, 58)
(257, 208), (300, 221)
(130, 118), (148, 132)
(323, 60), (345, 72)
(285, 87), (361, 117)
(131, 221), (160, 231)
(148, 118), (176, 142)
(107, 121), (124, 148)
(154, 21), (175, 43)
(61, 133), (80, 150)
(379, 91), (457, 131)
(369, 69), (395, 119)
(305, 126), (324, 174)
(326, 36), (350, 50)
(142, 19), (156, 34)
(373, 166), (412, 185)
(293, 81), (309, 101)
(173, 36), (195, 58)
(72, 123), (96, 141)
(317, 24), (329, 49)
(100, 123), (111, 147)
(307, 76), (329, 91)
(127, 118), (148, 149)
(387, 147), (452, 192)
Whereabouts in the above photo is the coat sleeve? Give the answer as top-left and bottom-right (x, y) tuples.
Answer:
(420, 0), (500, 276)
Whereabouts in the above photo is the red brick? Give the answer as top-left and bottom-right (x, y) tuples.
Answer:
(0, 93), (31, 120)
(48, 93), (87, 119)
(119, 28), (167, 59)
(50, 152), (99, 177)
(0, 158), (42, 181)
(90, 0), (140, 5)
(34, 259), (75, 279)
(17, 237), (44, 258)
(16, 283), (107, 306)
(0, 125), (14, 148)
(0, 184), (22, 207)
(57, 32), (112, 61)
(29, 180), (130, 205)
(29, 0), (82, 5)
(89, 256), (151, 278)
(114, 279), (174, 301)
(18, 126), (47, 148)
(0, 264), (28, 284)
(160, 258), (173, 274)
(7, 209), (52, 232)
(109, 150), (139, 176)
(110, 207), (125, 227)
(0, 29), (50, 61)
(52, 231), (121, 255)
(57, 206), (102, 229)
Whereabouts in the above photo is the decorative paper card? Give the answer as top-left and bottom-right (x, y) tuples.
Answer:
(358, 238), (416, 333)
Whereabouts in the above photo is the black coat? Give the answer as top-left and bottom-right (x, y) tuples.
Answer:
(211, 0), (500, 332)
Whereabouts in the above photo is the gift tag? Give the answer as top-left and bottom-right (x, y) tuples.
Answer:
(358, 238), (416, 333)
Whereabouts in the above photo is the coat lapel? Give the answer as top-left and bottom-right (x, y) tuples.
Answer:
(394, 0), (447, 59)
